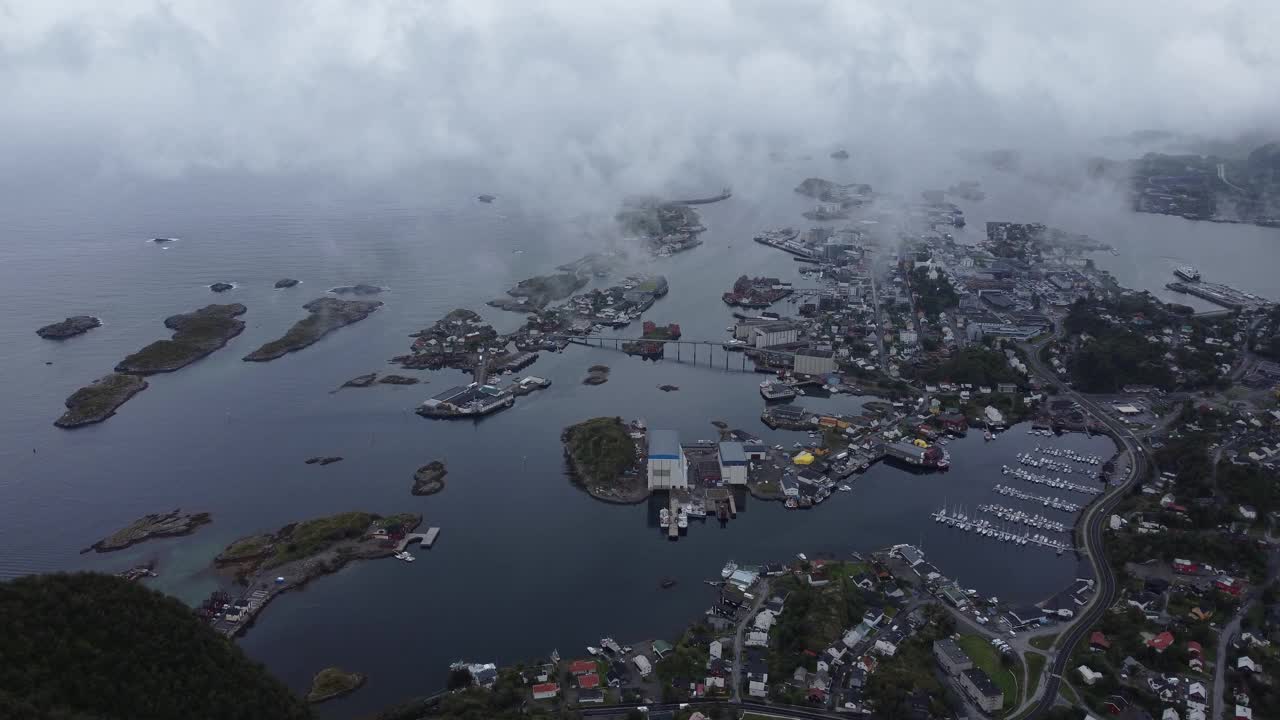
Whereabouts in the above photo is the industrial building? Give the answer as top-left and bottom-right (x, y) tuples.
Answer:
(793, 348), (836, 376)
(647, 429), (689, 490)
(718, 442), (749, 485)
(885, 441), (941, 467)
(750, 321), (800, 348)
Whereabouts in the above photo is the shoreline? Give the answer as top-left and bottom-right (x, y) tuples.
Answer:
(83, 510), (212, 554)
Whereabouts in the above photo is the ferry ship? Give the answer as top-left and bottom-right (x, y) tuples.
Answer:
(1174, 265), (1201, 282)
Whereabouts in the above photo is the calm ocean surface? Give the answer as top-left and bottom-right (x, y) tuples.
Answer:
(1, 164), (1275, 715)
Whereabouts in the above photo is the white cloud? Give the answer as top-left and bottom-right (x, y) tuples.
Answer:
(1, 0), (1277, 200)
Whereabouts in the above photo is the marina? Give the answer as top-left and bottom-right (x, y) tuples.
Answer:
(975, 503), (1068, 533)
(931, 507), (1074, 554)
(1001, 463), (1103, 495)
(992, 484), (1082, 513)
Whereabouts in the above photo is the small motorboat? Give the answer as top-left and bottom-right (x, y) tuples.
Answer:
(660, 577), (677, 589)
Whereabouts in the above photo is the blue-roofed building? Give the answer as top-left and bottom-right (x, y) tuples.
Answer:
(719, 441), (749, 485)
(647, 429), (688, 490)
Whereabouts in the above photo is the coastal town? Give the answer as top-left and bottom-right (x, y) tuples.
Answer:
(364, 175), (1280, 720)
(46, 174), (1280, 720)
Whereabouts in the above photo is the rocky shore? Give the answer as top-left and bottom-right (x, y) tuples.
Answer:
(36, 315), (101, 340)
(379, 374), (420, 385)
(243, 297), (382, 362)
(412, 461), (447, 495)
(583, 365), (610, 385)
(330, 284), (384, 296)
(210, 283), (234, 293)
(210, 511), (421, 638)
(341, 373), (378, 389)
(84, 510), (212, 553)
(305, 456), (343, 466)
(306, 667), (366, 703)
(115, 304), (248, 374)
(55, 373), (149, 428)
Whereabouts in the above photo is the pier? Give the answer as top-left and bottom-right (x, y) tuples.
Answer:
(931, 508), (1074, 554)
(1001, 464), (1102, 495)
(1165, 280), (1269, 311)
(398, 527), (441, 550)
(992, 484), (1081, 513)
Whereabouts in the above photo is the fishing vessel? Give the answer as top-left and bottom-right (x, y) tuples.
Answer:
(1174, 265), (1201, 282)
(721, 561), (738, 579)
(659, 508), (670, 528)
(760, 381), (797, 401)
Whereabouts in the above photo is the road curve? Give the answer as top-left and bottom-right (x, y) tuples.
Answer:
(1019, 341), (1152, 719)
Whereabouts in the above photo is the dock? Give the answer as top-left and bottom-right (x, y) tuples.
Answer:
(668, 496), (679, 539)
(399, 528), (441, 550)
(1165, 280), (1270, 310)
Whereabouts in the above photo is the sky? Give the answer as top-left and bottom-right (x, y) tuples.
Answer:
(1, 0), (1278, 203)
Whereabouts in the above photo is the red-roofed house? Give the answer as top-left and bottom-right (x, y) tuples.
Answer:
(568, 660), (596, 676)
(1148, 631), (1175, 652)
(531, 682), (559, 700)
(1091, 632), (1112, 651)
(577, 673), (600, 689)
(1187, 640), (1203, 657)
(1105, 695), (1130, 715)
(1173, 559), (1198, 575)
(1215, 576), (1243, 597)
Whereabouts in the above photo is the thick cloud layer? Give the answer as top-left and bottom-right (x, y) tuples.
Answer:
(2, 0), (1277, 200)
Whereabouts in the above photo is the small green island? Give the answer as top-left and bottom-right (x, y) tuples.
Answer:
(115, 303), (248, 374)
(55, 303), (249, 427)
(306, 666), (366, 703)
(85, 509), (212, 553)
(487, 272), (589, 312)
(561, 417), (646, 503)
(36, 315), (101, 340)
(55, 373), (149, 428)
(412, 461), (447, 495)
(244, 297), (383, 362)
(210, 511), (422, 637)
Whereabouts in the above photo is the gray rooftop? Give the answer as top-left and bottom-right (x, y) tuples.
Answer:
(649, 429), (681, 459)
(962, 667), (1001, 697)
(933, 638), (970, 666)
(719, 441), (747, 464)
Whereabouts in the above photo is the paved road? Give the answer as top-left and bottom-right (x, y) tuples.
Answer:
(1018, 338), (1152, 719)
(731, 578), (771, 703)
(580, 699), (844, 719)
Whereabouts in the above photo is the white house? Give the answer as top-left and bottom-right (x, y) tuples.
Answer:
(748, 680), (768, 698)
(1078, 666), (1103, 686)
(754, 610), (777, 632)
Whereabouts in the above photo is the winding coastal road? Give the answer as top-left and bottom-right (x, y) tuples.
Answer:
(1018, 339), (1152, 719)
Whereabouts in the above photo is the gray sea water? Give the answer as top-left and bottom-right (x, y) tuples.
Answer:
(1, 162), (1276, 716)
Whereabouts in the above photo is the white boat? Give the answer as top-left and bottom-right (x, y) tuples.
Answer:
(721, 561), (738, 579)
(796, 552), (808, 561)
(395, 551), (415, 562)
(659, 508), (671, 528)
(838, 484), (852, 492)
(677, 510), (688, 529)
